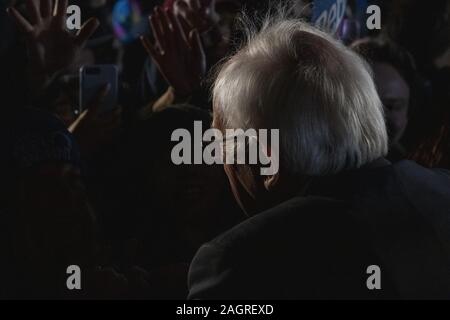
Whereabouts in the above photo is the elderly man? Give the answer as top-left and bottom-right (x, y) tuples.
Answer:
(187, 17), (450, 299)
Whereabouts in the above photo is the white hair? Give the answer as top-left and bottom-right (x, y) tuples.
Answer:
(213, 16), (388, 176)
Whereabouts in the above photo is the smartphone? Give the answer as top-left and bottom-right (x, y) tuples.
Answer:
(79, 65), (118, 114)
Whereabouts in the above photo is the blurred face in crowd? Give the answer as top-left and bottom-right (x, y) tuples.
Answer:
(373, 62), (410, 145)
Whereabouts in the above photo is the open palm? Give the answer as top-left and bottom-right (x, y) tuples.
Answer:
(174, 0), (219, 33)
(8, 0), (99, 76)
(141, 7), (206, 97)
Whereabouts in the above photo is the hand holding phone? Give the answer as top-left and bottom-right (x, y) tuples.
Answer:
(70, 84), (122, 155)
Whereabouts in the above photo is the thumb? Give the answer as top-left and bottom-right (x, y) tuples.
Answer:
(68, 109), (88, 133)
(189, 29), (205, 58)
(189, 29), (206, 75)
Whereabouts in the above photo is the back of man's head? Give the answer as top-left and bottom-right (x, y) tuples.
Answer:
(213, 15), (388, 176)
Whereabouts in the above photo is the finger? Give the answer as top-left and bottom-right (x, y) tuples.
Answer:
(158, 6), (172, 32)
(190, 0), (201, 11)
(26, 0), (41, 24)
(87, 84), (111, 118)
(7, 7), (34, 33)
(150, 14), (166, 49)
(190, 29), (204, 55)
(41, 0), (53, 19)
(68, 109), (88, 133)
(177, 13), (193, 42)
(167, 9), (185, 43)
(156, 7), (176, 50)
(206, 0), (216, 9)
(175, 0), (196, 28)
(175, 0), (190, 21)
(75, 17), (100, 47)
(141, 35), (161, 58)
(55, 0), (68, 16)
(190, 29), (206, 78)
(190, 28), (206, 68)
(141, 36), (167, 81)
(54, 0), (68, 27)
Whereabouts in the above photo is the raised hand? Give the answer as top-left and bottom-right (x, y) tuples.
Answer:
(141, 6), (206, 98)
(7, 0), (99, 86)
(174, 0), (219, 33)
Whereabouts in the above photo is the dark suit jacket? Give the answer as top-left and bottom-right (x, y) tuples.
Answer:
(188, 160), (450, 299)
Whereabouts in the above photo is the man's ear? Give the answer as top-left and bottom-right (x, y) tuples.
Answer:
(263, 172), (281, 191)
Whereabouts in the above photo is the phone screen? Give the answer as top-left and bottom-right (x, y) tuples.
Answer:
(79, 65), (118, 114)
